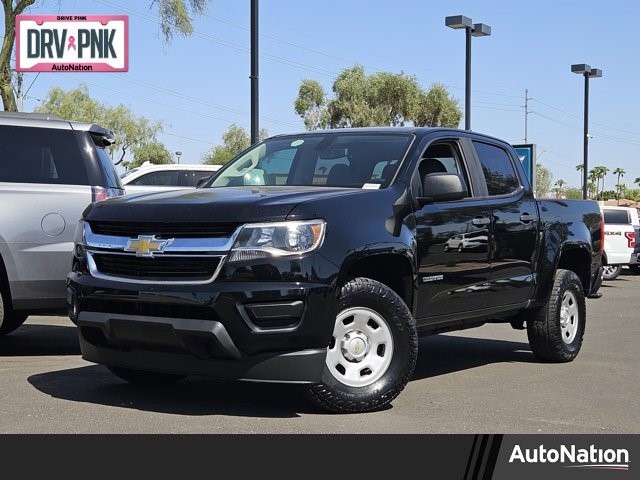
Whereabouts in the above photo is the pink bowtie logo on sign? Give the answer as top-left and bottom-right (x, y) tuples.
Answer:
(67, 35), (76, 50)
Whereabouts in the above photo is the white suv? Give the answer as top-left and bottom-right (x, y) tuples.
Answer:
(601, 206), (639, 280)
(121, 163), (221, 195)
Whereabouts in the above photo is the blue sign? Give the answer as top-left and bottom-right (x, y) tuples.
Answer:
(512, 144), (536, 186)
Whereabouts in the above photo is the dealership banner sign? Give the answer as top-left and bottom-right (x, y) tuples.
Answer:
(16, 15), (128, 72)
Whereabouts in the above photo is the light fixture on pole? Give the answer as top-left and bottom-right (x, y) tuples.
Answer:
(571, 63), (603, 200)
(445, 15), (491, 131)
(175, 151), (182, 164)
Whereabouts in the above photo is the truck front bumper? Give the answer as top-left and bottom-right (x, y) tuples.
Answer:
(77, 312), (326, 383)
(67, 271), (336, 384)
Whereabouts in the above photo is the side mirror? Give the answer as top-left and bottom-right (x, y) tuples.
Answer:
(196, 176), (211, 188)
(418, 173), (468, 205)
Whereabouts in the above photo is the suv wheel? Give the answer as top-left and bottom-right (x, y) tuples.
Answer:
(308, 278), (418, 413)
(0, 285), (28, 335)
(602, 264), (622, 281)
(107, 366), (186, 386)
(527, 269), (586, 362)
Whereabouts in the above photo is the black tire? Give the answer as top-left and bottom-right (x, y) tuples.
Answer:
(527, 269), (586, 363)
(602, 264), (622, 281)
(308, 278), (418, 413)
(107, 366), (186, 386)
(0, 284), (28, 336)
(628, 264), (640, 274)
(457, 244), (463, 252)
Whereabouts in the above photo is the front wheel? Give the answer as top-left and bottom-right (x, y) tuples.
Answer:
(602, 264), (622, 281)
(107, 366), (186, 386)
(308, 278), (418, 413)
(527, 269), (586, 362)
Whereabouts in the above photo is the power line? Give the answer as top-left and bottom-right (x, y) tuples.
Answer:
(532, 97), (640, 139)
(96, 0), (338, 78)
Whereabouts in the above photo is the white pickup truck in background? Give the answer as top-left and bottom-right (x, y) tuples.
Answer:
(601, 206), (639, 280)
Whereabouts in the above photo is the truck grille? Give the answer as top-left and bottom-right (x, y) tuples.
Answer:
(91, 253), (222, 281)
(88, 221), (238, 238)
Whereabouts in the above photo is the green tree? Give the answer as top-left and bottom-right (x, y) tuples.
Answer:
(595, 165), (610, 199)
(1, 1), (36, 112)
(294, 65), (461, 130)
(36, 84), (163, 164)
(613, 167), (626, 203)
(127, 142), (174, 169)
(1, 0), (211, 111)
(564, 187), (583, 199)
(202, 124), (268, 165)
(554, 179), (566, 197)
(576, 163), (584, 190)
(635, 177), (640, 188)
(535, 163), (553, 198)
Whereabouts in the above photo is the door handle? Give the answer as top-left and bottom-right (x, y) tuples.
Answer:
(472, 216), (491, 227)
(520, 213), (536, 223)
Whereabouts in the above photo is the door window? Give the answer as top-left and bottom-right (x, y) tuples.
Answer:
(473, 142), (520, 196)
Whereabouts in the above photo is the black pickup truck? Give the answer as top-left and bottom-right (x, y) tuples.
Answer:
(67, 127), (603, 413)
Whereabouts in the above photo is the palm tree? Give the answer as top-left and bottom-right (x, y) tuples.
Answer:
(588, 169), (600, 199)
(613, 167), (626, 204)
(554, 179), (566, 198)
(576, 164), (584, 190)
(598, 166), (610, 198)
(587, 180), (597, 199)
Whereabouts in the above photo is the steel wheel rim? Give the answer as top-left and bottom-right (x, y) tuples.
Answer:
(325, 307), (394, 388)
(602, 265), (617, 277)
(559, 290), (579, 344)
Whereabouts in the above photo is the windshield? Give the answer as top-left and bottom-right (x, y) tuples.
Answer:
(204, 132), (412, 189)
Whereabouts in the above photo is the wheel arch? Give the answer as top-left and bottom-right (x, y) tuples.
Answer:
(339, 252), (416, 313)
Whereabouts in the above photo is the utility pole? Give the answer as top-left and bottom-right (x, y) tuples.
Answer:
(522, 88), (532, 143)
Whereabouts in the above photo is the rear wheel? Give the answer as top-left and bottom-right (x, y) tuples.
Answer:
(107, 366), (186, 386)
(308, 278), (418, 413)
(602, 264), (622, 281)
(527, 269), (586, 362)
(0, 285), (28, 335)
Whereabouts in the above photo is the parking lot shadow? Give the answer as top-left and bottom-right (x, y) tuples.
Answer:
(26, 333), (532, 418)
(412, 334), (535, 381)
(0, 324), (80, 356)
(28, 365), (317, 418)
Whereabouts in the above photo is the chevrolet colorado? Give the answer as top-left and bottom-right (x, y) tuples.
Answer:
(67, 128), (603, 413)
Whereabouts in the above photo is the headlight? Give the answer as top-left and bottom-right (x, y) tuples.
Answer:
(73, 220), (87, 257)
(228, 220), (326, 263)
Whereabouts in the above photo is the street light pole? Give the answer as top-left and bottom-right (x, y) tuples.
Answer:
(571, 64), (603, 200)
(465, 26), (471, 131)
(445, 15), (491, 131)
(250, 0), (259, 145)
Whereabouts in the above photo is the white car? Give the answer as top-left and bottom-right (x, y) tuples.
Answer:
(121, 163), (221, 195)
(601, 206), (638, 280)
(444, 230), (488, 252)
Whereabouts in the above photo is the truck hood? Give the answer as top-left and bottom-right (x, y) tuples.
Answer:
(86, 186), (365, 224)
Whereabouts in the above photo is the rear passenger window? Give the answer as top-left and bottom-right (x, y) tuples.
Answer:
(473, 141), (520, 196)
(0, 126), (88, 185)
(603, 209), (630, 224)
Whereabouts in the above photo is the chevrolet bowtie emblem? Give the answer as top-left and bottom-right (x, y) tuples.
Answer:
(125, 235), (173, 257)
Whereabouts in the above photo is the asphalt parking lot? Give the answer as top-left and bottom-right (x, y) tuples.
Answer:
(1, 272), (638, 434)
